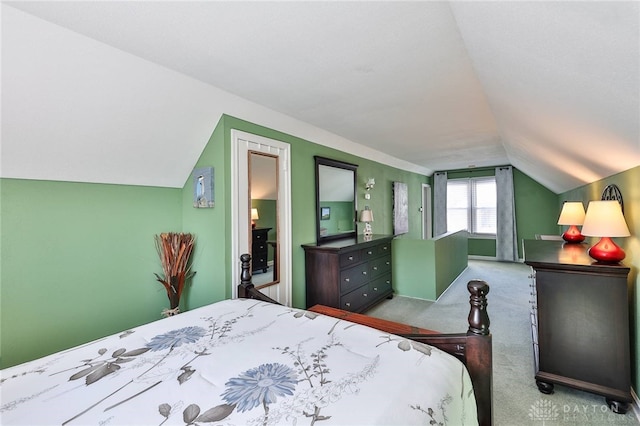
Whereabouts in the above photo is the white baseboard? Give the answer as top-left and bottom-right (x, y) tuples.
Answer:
(631, 387), (640, 422)
(467, 255), (526, 263)
(468, 255), (497, 261)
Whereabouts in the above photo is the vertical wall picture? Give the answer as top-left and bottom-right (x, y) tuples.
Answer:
(193, 166), (215, 208)
(321, 207), (331, 220)
(393, 181), (409, 235)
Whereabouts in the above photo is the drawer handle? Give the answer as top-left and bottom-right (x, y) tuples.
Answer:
(345, 302), (351, 307)
(363, 293), (368, 297)
(367, 250), (373, 255)
(344, 278), (350, 282)
(383, 246), (388, 250)
(373, 266), (378, 270)
(386, 280), (390, 284)
(385, 261), (390, 265)
(373, 287), (378, 291)
(362, 271), (367, 275)
(348, 256), (354, 260)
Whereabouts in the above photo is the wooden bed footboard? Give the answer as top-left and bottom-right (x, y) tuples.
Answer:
(237, 253), (493, 426)
(237, 253), (279, 304)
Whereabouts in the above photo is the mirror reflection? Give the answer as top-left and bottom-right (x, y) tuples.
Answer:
(315, 156), (357, 243)
(250, 152), (279, 287)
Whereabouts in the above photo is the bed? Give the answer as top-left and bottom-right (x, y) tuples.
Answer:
(1, 254), (492, 425)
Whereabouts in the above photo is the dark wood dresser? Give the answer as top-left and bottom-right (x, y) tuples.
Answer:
(302, 235), (394, 312)
(251, 227), (271, 273)
(523, 239), (632, 413)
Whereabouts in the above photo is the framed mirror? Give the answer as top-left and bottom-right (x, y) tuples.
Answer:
(315, 156), (358, 243)
(250, 152), (279, 288)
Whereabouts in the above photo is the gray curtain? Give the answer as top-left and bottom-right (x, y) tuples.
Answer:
(495, 166), (519, 261)
(433, 171), (448, 236)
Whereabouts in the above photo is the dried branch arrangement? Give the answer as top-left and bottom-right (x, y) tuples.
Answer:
(154, 232), (196, 317)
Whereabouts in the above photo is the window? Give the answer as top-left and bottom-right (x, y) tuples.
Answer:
(446, 177), (496, 235)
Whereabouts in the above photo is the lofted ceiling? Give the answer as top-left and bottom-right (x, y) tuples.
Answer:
(1, 1), (638, 193)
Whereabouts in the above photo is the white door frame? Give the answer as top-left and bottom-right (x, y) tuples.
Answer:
(422, 183), (433, 239)
(231, 130), (292, 306)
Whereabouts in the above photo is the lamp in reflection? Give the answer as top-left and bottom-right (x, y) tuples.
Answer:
(360, 206), (374, 238)
(558, 242), (584, 264)
(557, 201), (586, 243)
(581, 200), (630, 263)
(251, 208), (259, 229)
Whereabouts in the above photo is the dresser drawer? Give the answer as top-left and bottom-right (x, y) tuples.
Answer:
(253, 230), (268, 241)
(361, 246), (378, 260)
(341, 285), (370, 312)
(340, 263), (369, 294)
(369, 256), (391, 278)
(340, 251), (361, 268)
(376, 242), (391, 256)
(370, 274), (392, 296)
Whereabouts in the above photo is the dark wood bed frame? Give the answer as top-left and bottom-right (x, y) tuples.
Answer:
(237, 253), (493, 425)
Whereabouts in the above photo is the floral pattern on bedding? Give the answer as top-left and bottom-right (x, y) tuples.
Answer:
(0, 299), (477, 425)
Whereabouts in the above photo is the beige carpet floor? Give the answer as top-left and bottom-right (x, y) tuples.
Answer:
(367, 259), (639, 426)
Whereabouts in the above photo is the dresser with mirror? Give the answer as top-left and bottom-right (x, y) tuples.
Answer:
(302, 156), (394, 312)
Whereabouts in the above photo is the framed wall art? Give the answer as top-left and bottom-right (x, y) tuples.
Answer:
(193, 166), (215, 208)
(321, 207), (331, 220)
(393, 181), (409, 235)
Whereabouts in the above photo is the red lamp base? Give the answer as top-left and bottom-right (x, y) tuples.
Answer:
(588, 237), (626, 263)
(562, 225), (585, 243)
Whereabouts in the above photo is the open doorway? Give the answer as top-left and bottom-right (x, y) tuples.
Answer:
(422, 183), (432, 239)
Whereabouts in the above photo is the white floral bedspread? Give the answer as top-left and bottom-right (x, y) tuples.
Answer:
(1, 299), (477, 425)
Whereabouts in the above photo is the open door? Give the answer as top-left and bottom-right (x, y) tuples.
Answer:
(231, 130), (292, 306)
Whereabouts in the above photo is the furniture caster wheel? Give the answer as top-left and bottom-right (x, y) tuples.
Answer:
(536, 380), (554, 394)
(606, 398), (629, 414)
(263, 268), (268, 273)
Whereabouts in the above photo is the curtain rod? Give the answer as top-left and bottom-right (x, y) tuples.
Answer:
(435, 165), (511, 174)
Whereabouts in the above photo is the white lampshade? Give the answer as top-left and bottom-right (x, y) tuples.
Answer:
(557, 202), (585, 225)
(360, 208), (374, 222)
(581, 201), (630, 237)
(251, 208), (259, 220)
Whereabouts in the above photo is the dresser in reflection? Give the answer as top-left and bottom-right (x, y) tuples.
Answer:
(251, 227), (271, 274)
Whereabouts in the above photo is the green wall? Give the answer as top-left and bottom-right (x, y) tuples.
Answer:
(513, 168), (561, 254)
(393, 230), (468, 300)
(0, 114), (429, 367)
(252, 199), (277, 261)
(559, 166), (640, 389)
(180, 118), (228, 308)
(318, 201), (354, 235)
(444, 167), (559, 258)
(219, 115), (428, 309)
(0, 111), (569, 368)
(0, 179), (181, 368)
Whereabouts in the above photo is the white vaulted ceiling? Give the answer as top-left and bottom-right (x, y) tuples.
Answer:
(2, 1), (639, 193)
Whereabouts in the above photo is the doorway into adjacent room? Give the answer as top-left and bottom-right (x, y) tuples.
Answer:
(422, 183), (432, 239)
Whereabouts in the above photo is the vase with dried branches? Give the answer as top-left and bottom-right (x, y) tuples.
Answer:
(154, 232), (196, 317)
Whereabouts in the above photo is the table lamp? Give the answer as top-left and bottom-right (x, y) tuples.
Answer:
(557, 201), (586, 243)
(251, 208), (259, 229)
(360, 207), (374, 237)
(580, 200), (630, 263)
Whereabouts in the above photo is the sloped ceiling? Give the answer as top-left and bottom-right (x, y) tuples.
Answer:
(1, 1), (638, 193)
